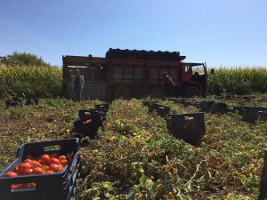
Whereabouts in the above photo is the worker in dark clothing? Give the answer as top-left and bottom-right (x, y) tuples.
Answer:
(71, 69), (85, 101)
(161, 72), (176, 97)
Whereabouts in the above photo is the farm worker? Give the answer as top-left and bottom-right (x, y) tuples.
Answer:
(71, 69), (85, 101)
(161, 72), (176, 97)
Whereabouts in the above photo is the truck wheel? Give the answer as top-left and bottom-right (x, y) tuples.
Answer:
(113, 86), (131, 99)
(184, 86), (200, 97)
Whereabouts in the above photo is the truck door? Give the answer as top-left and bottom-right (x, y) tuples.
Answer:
(181, 63), (192, 82)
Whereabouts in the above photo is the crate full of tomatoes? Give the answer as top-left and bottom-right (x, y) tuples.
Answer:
(0, 138), (81, 200)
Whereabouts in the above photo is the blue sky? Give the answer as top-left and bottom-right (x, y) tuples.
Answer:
(1, 0), (267, 67)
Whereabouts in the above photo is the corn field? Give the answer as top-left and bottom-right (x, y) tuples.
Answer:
(0, 66), (266, 98)
(208, 67), (267, 95)
(0, 66), (62, 98)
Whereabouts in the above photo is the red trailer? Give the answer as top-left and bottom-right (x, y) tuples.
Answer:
(62, 48), (207, 100)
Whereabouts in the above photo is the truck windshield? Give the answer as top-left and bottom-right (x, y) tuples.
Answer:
(192, 65), (204, 75)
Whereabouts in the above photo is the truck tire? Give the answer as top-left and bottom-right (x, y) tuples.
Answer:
(184, 86), (200, 97)
(113, 86), (131, 99)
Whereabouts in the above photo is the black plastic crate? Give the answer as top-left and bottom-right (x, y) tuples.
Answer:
(5, 99), (22, 109)
(74, 114), (104, 137)
(25, 99), (38, 106)
(210, 102), (229, 114)
(240, 107), (267, 123)
(142, 100), (157, 107)
(167, 113), (205, 146)
(0, 138), (80, 200)
(226, 106), (250, 113)
(94, 103), (110, 112)
(150, 104), (170, 118)
(142, 101), (157, 113)
(78, 109), (106, 120)
(200, 100), (215, 112)
(258, 149), (267, 200)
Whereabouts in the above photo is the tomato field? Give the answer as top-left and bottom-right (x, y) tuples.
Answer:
(0, 97), (266, 199)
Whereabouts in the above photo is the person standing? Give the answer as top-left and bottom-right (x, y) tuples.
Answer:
(161, 72), (176, 97)
(71, 69), (85, 101)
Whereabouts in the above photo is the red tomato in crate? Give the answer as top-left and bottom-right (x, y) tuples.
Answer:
(58, 164), (64, 172)
(30, 160), (42, 168)
(40, 154), (50, 165)
(18, 163), (32, 174)
(58, 155), (66, 162)
(23, 168), (33, 175)
(11, 184), (23, 190)
(60, 159), (68, 166)
(49, 164), (63, 172)
(49, 158), (60, 165)
(5, 171), (18, 177)
(33, 167), (46, 174)
(29, 183), (36, 188)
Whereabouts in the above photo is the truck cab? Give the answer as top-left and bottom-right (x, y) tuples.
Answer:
(181, 62), (207, 97)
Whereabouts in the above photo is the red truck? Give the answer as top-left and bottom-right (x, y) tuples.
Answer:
(62, 48), (207, 100)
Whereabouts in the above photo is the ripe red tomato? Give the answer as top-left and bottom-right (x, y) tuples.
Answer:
(46, 170), (54, 174)
(49, 158), (60, 165)
(5, 171), (18, 177)
(18, 163), (32, 174)
(40, 154), (50, 165)
(49, 164), (60, 172)
(32, 167), (46, 174)
(60, 159), (68, 166)
(58, 164), (64, 172)
(23, 168), (33, 175)
(11, 184), (23, 190)
(58, 155), (66, 162)
(28, 183), (36, 188)
(30, 161), (42, 168)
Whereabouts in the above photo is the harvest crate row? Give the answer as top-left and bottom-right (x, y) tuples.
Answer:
(73, 103), (110, 138)
(142, 100), (266, 199)
(168, 98), (267, 123)
(0, 103), (110, 200)
(5, 98), (38, 108)
(142, 101), (205, 146)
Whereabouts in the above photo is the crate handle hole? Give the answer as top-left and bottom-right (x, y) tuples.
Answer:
(44, 145), (61, 151)
(84, 112), (90, 115)
(159, 107), (165, 110)
(11, 182), (36, 192)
